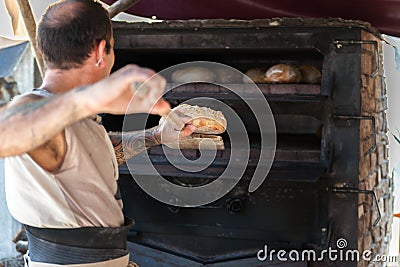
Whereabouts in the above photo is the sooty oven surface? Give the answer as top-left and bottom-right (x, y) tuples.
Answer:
(101, 19), (390, 266)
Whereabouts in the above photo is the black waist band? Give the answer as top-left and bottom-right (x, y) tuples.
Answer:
(25, 217), (133, 249)
(24, 217), (134, 265)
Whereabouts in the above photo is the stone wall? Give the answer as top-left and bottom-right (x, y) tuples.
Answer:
(358, 30), (393, 267)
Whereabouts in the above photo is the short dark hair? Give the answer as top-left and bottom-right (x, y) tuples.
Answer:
(37, 0), (112, 70)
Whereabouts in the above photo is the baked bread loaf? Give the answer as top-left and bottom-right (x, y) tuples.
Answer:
(171, 67), (216, 83)
(299, 65), (322, 84)
(160, 104), (227, 150)
(242, 67), (266, 83)
(264, 64), (301, 83)
(161, 104), (227, 134)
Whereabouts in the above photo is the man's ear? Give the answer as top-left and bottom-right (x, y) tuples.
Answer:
(94, 39), (107, 67)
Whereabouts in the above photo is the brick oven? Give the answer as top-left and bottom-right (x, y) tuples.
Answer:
(102, 18), (393, 266)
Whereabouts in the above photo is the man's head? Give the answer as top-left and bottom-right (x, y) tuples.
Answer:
(37, 0), (113, 70)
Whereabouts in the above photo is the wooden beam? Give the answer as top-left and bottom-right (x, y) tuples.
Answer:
(15, 0), (44, 77)
(108, 0), (142, 19)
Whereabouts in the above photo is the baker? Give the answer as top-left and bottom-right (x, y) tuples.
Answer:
(0, 0), (195, 266)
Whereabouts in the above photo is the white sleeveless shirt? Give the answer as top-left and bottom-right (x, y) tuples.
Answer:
(5, 90), (124, 228)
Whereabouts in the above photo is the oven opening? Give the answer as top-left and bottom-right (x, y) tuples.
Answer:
(113, 48), (324, 76)
(105, 47), (327, 184)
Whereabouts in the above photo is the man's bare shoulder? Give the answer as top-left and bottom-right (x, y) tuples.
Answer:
(6, 93), (47, 108)
(2, 92), (66, 172)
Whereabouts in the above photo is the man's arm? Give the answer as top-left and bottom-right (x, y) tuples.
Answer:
(0, 65), (170, 158)
(109, 116), (196, 166)
(109, 128), (161, 166)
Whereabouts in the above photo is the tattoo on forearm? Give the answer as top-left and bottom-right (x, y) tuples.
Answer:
(112, 139), (125, 166)
(109, 129), (160, 166)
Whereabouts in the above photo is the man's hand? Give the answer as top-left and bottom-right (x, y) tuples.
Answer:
(154, 111), (196, 145)
(80, 64), (170, 115)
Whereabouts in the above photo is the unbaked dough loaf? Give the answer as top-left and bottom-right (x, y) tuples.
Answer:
(171, 67), (216, 83)
(299, 65), (322, 84)
(264, 64), (301, 83)
(214, 67), (242, 83)
(162, 104), (227, 134)
(242, 67), (266, 83)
